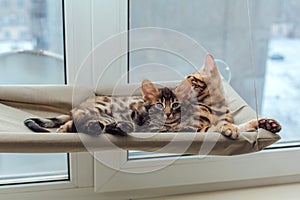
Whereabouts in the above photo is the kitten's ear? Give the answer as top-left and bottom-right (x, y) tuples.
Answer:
(175, 79), (192, 101)
(142, 80), (159, 100)
(203, 54), (218, 76)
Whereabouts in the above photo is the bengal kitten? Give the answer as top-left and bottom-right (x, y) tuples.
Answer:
(24, 80), (180, 135)
(140, 80), (181, 133)
(174, 54), (282, 139)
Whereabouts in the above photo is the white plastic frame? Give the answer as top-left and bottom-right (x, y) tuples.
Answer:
(1, 1), (300, 199)
(0, 0), (94, 195)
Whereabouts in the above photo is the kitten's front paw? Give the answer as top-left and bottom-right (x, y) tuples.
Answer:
(179, 127), (198, 132)
(86, 121), (104, 135)
(221, 124), (240, 139)
(105, 121), (133, 136)
(258, 118), (281, 133)
(116, 121), (134, 134)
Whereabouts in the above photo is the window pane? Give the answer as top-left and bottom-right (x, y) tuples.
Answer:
(0, 0), (65, 84)
(128, 0), (300, 159)
(261, 1), (300, 142)
(0, 0), (68, 185)
(129, 0), (256, 108)
(0, 154), (68, 185)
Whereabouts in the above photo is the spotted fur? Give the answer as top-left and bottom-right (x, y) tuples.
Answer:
(24, 80), (179, 135)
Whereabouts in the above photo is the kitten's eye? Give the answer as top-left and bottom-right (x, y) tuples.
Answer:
(155, 103), (164, 109)
(192, 83), (200, 89)
(172, 103), (180, 108)
(191, 81), (200, 89)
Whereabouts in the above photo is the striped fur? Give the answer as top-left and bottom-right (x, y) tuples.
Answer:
(175, 54), (281, 139)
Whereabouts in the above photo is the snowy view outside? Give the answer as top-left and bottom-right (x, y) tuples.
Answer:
(262, 38), (300, 142)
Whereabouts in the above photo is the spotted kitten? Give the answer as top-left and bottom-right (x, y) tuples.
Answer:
(140, 80), (181, 132)
(24, 80), (180, 135)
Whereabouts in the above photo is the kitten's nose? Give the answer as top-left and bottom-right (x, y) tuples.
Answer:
(166, 113), (171, 118)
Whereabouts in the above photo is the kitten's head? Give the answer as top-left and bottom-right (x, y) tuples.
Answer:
(142, 80), (181, 125)
(175, 54), (224, 105)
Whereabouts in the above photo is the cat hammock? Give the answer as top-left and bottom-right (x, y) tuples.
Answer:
(0, 81), (280, 155)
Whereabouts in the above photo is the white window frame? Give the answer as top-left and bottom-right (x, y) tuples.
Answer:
(1, 1), (300, 200)
(0, 0), (95, 196)
(0, 0), (125, 199)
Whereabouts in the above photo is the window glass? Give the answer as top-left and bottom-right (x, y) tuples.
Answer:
(128, 0), (300, 159)
(0, 154), (68, 185)
(0, 0), (65, 84)
(261, 0), (300, 142)
(0, 0), (68, 185)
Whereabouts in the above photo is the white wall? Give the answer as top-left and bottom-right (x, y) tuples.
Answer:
(144, 183), (300, 200)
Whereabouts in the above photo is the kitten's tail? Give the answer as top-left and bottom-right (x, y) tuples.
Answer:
(24, 115), (72, 133)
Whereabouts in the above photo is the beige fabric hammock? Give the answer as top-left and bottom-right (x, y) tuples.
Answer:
(0, 82), (280, 155)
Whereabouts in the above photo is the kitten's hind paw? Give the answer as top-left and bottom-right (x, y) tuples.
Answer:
(24, 118), (50, 133)
(258, 118), (281, 133)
